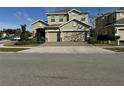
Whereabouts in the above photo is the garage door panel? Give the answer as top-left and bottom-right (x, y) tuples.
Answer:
(118, 30), (124, 41)
(48, 32), (58, 42)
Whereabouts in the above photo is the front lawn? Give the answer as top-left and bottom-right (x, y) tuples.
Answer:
(4, 41), (41, 47)
(94, 41), (124, 46)
(105, 48), (124, 52)
(0, 48), (29, 52)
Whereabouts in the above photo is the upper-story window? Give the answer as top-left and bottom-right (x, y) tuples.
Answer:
(51, 16), (55, 22)
(59, 16), (64, 22)
(81, 17), (86, 21)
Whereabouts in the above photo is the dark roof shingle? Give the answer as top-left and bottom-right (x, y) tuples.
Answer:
(48, 9), (88, 14)
(118, 7), (124, 10)
(49, 9), (70, 13)
(115, 18), (124, 24)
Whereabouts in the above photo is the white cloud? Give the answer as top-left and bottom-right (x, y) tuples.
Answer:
(0, 22), (31, 31)
(0, 22), (19, 30)
(14, 11), (33, 22)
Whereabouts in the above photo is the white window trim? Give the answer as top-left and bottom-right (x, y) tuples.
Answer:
(51, 16), (55, 22)
(59, 16), (64, 22)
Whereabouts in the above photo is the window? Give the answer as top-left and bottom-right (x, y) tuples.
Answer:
(81, 17), (85, 21)
(51, 16), (55, 22)
(73, 22), (77, 27)
(59, 16), (64, 22)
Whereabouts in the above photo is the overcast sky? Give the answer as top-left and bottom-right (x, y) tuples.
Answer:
(0, 7), (118, 31)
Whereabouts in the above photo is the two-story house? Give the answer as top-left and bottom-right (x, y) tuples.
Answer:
(32, 9), (91, 42)
(95, 8), (124, 41)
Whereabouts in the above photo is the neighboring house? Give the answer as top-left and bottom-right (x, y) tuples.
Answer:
(2, 33), (7, 38)
(95, 8), (124, 41)
(32, 9), (91, 42)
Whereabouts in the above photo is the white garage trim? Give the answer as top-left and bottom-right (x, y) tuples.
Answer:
(116, 27), (124, 41)
(47, 32), (59, 42)
(46, 29), (60, 32)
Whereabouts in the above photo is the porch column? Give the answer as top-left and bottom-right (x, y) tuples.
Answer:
(117, 39), (120, 46)
(45, 31), (48, 42)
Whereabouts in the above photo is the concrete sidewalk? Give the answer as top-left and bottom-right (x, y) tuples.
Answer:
(19, 46), (115, 54)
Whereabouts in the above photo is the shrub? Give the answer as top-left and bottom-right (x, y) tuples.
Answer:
(97, 34), (115, 41)
(87, 37), (97, 44)
(14, 39), (45, 45)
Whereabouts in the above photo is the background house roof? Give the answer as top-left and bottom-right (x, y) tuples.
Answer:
(97, 12), (113, 18)
(118, 7), (124, 10)
(115, 18), (124, 24)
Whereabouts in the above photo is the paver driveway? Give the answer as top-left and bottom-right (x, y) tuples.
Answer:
(19, 46), (115, 54)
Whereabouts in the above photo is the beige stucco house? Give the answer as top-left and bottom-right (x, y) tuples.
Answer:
(32, 9), (91, 42)
(96, 8), (124, 41)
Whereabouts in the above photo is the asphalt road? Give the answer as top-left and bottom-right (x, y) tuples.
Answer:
(0, 53), (124, 86)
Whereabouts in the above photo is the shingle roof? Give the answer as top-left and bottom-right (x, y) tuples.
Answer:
(32, 19), (48, 25)
(97, 12), (113, 18)
(45, 19), (91, 29)
(49, 9), (70, 13)
(59, 19), (91, 27)
(48, 9), (88, 14)
(115, 18), (124, 24)
(44, 24), (61, 29)
(118, 7), (124, 10)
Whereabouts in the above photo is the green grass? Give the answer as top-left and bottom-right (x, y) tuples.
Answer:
(94, 41), (124, 46)
(3, 41), (16, 46)
(105, 48), (124, 52)
(0, 48), (29, 52)
(4, 41), (40, 47)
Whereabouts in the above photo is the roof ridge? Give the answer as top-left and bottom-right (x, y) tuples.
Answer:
(32, 19), (48, 25)
(47, 8), (88, 14)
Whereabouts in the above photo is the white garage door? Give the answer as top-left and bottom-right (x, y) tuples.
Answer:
(118, 29), (124, 41)
(48, 32), (58, 42)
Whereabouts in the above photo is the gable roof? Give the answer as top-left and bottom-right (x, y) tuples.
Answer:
(32, 19), (48, 25)
(59, 19), (91, 28)
(49, 9), (71, 13)
(44, 24), (61, 29)
(118, 7), (124, 10)
(97, 12), (114, 18)
(115, 18), (124, 25)
(47, 9), (88, 15)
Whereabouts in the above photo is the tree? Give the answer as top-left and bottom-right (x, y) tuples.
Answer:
(2, 28), (21, 38)
(20, 24), (27, 41)
(0, 31), (3, 39)
(89, 15), (96, 29)
(20, 24), (32, 41)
